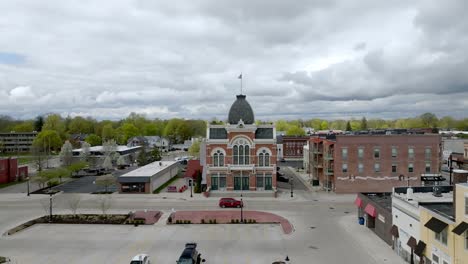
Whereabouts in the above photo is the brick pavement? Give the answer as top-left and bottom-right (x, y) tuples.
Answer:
(170, 210), (294, 234)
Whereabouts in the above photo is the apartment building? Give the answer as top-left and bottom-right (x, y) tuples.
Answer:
(0, 132), (38, 153)
(334, 134), (441, 193)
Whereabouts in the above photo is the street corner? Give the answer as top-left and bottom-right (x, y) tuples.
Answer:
(167, 210), (294, 235)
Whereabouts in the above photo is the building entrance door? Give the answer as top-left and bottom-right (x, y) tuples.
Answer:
(242, 176), (249, 190)
(211, 177), (218, 190)
(265, 176), (272, 190)
(234, 177), (241, 190)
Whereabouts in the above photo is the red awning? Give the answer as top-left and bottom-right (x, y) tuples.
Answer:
(364, 204), (377, 217)
(354, 196), (363, 207)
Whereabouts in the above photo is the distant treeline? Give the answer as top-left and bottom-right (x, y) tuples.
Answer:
(0, 112), (467, 147)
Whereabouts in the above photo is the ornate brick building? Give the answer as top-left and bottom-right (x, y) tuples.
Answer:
(205, 94), (277, 195)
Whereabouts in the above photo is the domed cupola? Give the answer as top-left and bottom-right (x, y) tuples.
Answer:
(228, 94), (255, 125)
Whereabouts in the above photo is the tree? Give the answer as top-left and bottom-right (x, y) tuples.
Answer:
(59, 140), (74, 166)
(438, 116), (455, 130)
(43, 114), (66, 139)
(33, 130), (62, 152)
(102, 139), (118, 157)
(164, 119), (183, 143)
(420, 112), (438, 128)
(68, 116), (95, 134)
(85, 134), (102, 146)
(120, 123), (140, 143)
(360, 117), (368, 130)
(80, 141), (91, 162)
(286, 126), (305, 136)
(102, 156), (113, 170)
(95, 174), (116, 193)
(66, 194), (82, 216)
(31, 145), (45, 172)
(346, 121), (352, 131)
(97, 195), (113, 216)
(34, 116), (44, 132)
(101, 124), (115, 141)
(137, 146), (149, 166)
(176, 122), (191, 143)
(13, 121), (34, 132)
(320, 121), (329, 130)
(68, 161), (88, 173)
(117, 155), (128, 168)
(188, 140), (201, 158)
(150, 146), (162, 162)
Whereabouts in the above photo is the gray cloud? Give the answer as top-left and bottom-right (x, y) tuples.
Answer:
(0, 0), (466, 120)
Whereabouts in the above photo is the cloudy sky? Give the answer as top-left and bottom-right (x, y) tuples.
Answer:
(1, 0), (467, 121)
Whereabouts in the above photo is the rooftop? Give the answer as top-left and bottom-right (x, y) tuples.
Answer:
(73, 145), (141, 153)
(362, 193), (392, 211)
(228, 94), (255, 125)
(393, 186), (453, 206)
(120, 161), (177, 177)
(421, 203), (454, 221)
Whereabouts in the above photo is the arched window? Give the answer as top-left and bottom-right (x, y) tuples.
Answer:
(258, 149), (270, 167)
(232, 138), (250, 165)
(213, 150), (224, 167)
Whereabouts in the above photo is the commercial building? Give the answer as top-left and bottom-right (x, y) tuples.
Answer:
(204, 94), (277, 196)
(0, 132), (37, 153)
(334, 134), (441, 193)
(355, 192), (393, 245)
(72, 145), (141, 166)
(304, 138), (335, 190)
(0, 158), (28, 184)
(391, 186), (453, 264)
(127, 136), (171, 152)
(417, 183), (468, 264)
(281, 136), (309, 161)
(117, 161), (179, 193)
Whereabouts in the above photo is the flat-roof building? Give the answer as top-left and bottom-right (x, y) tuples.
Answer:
(118, 161), (179, 193)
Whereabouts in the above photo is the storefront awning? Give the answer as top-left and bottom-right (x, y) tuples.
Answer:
(364, 204), (377, 217)
(354, 196), (363, 207)
(414, 241), (426, 257)
(390, 225), (399, 238)
(424, 217), (448, 233)
(452, 221), (468, 235)
(407, 236), (417, 250)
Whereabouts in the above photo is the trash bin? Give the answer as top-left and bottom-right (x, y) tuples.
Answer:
(358, 217), (365, 225)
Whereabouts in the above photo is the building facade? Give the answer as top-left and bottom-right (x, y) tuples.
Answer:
(0, 158), (28, 184)
(0, 132), (37, 153)
(334, 134), (441, 193)
(205, 95), (277, 195)
(355, 192), (393, 245)
(281, 136), (309, 161)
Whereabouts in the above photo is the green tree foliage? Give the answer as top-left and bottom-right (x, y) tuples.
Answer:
(33, 130), (62, 151)
(346, 121), (352, 131)
(85, 134), (102, 146)
(68, 161), (89, 173)
(101, 124), (115, 140)
(420, 112), (438, 128)
(286, 126), (305, 136)
(320, 121), (329, 130)
(149, 146), (162, 162)
(188, 140), (201, 158)
(120, 123), (140, 143)
(275, 120), (290, 131)
(360, 117), (368, 130)
(43, 114), (66, 139)
(68, 116), (95, 134)
(137, 146), (149, 166)
(13, 121), (34, 132)
(34, 116), (44, 132)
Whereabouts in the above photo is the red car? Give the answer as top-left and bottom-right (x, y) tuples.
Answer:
(219, 198), (243, 208)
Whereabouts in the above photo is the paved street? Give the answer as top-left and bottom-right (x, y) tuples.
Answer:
(0, 191), (404, 264)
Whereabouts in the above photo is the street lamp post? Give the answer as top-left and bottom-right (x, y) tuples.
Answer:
(240, 193), (243, 223)
(49, 192), (53, 222)
(290, 177), (294, 198)
(27, 177), (30, 196)
(190, 179), (193, 198)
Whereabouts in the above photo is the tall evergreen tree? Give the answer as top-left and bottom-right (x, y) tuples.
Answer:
(346, 121), (352, 131)
(34, 116), (44, 132)
(360, 117), (368, 130)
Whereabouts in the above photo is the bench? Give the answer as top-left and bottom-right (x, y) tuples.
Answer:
(167, 186), (177, 192)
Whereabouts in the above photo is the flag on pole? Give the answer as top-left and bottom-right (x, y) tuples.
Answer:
(238, 73), (242, 79)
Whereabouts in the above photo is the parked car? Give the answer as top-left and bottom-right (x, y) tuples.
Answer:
(130, 254), (151, 264)
(219, 197), (243, 208)
(280, 158), (286, 162)
(277, 172), (289, 183)
(177, 243), (205, 264)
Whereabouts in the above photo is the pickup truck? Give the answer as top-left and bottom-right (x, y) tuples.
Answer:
(176, 243), (205, 264)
